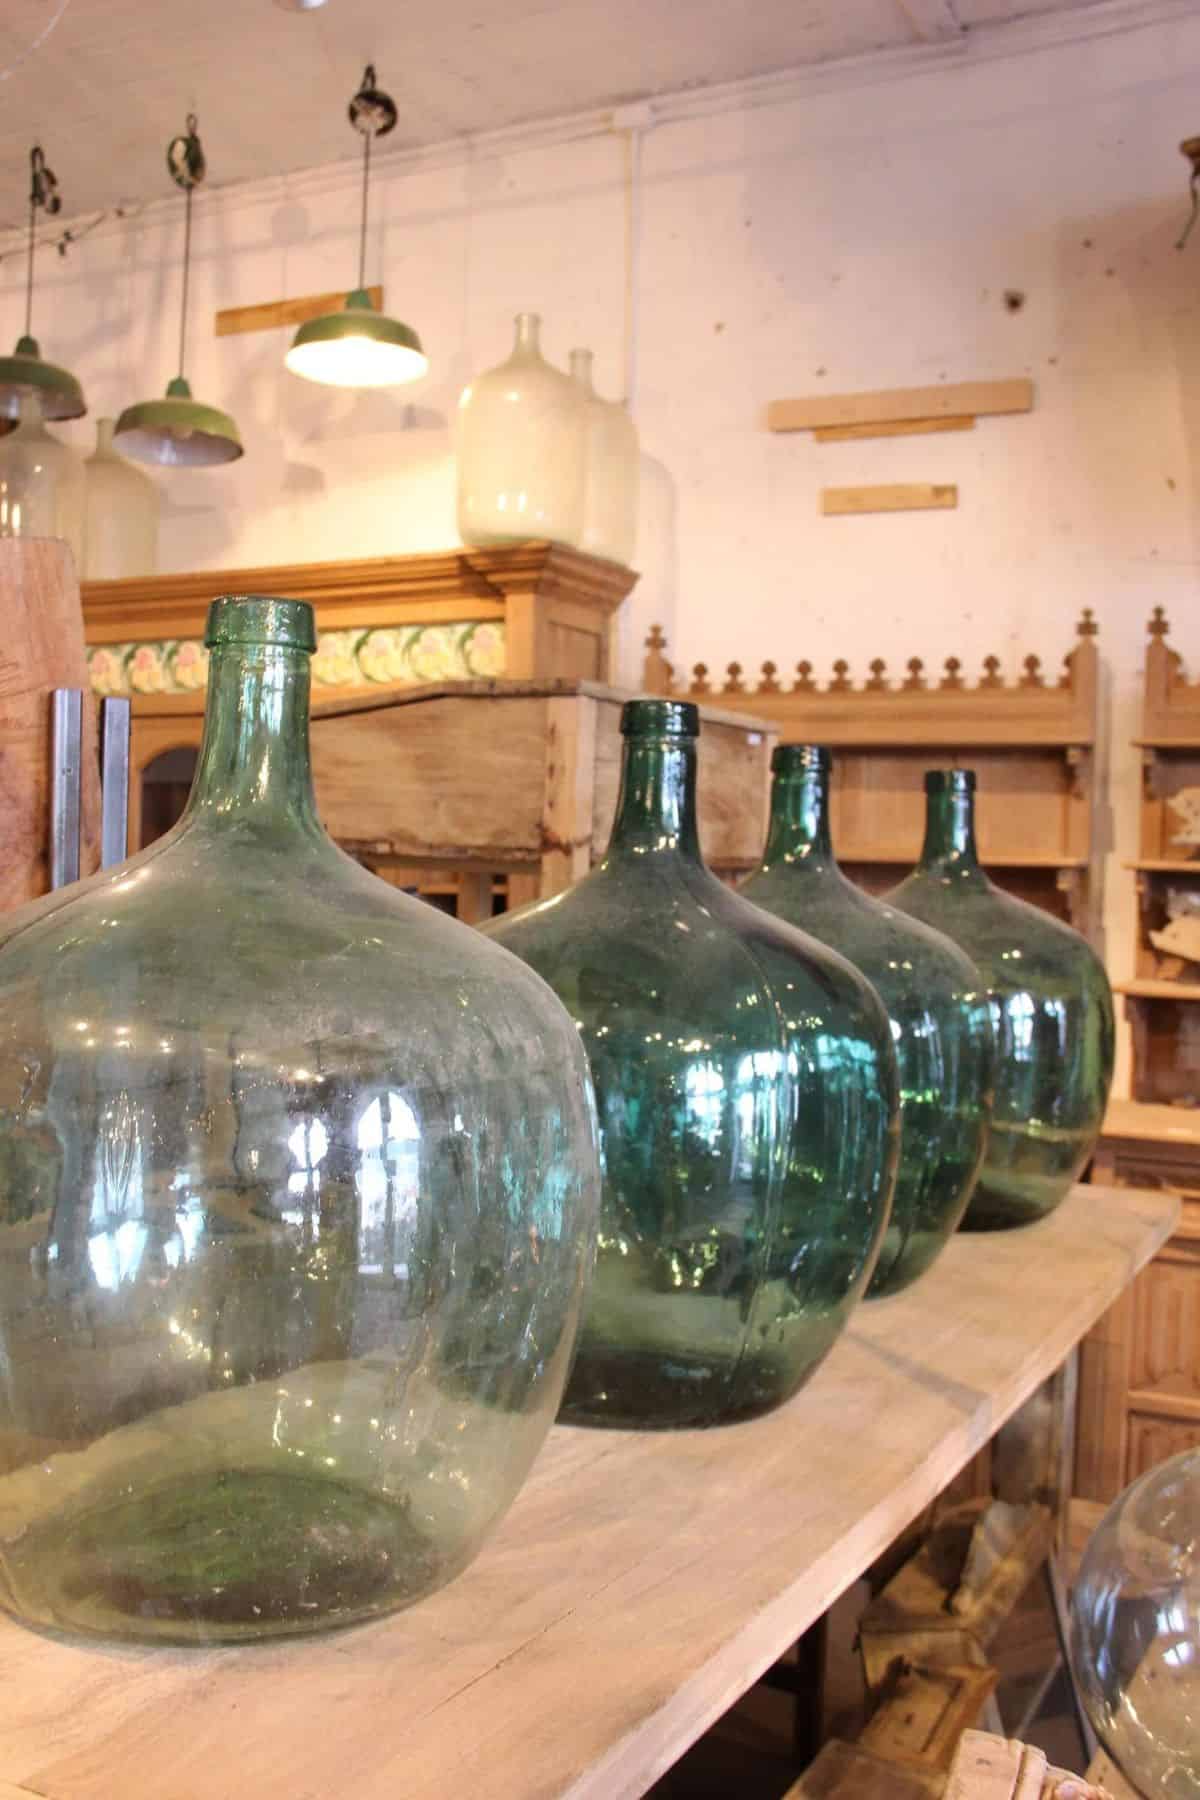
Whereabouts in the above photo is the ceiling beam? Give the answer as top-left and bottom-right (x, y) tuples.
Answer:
(895, 0), (966, 41)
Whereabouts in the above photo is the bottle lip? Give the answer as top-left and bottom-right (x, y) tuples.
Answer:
(621, 698), (699, 739)
(205, 595), (317, 654)
(772, 743), (830, 775)
(925, 768), (976, 794)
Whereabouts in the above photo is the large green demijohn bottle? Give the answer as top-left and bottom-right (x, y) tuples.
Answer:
(0, 595), (601, 1644)
(889, 769), (1114, 1230)
(742, 746), (993, 1294)
(486, 699), (899, 1428)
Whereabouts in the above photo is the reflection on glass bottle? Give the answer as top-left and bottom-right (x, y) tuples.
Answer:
(1071, 1448), (1200, 1798)
(0, 388), (85, 567)
(0, 594), (601, 1644)
(889, 770), (1114, 1230)
(742, 746), (993, 1293)
(486, 701), (899, 1428)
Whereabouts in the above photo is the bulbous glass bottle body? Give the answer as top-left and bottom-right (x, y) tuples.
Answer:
(487, 702), (899, 1428)
(742, 747), (993, 1295)
(0, 595), (601, 1645)
(1070, 1448), (1200, 1798)
(568, 348), (639, 566)
(889, 770), (1114, 1229)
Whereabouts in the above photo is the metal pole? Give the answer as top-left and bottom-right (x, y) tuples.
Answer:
(99, 696), (131, 868)
(49, 688), (82, 889)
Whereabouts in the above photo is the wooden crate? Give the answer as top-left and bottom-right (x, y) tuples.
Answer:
(309, 678), (773, 910)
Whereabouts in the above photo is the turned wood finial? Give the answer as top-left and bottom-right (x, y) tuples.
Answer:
(1020, 653), (1044, 688)
(793, 660), (815, 693)
(940, 656), (964, 691)
(980, 654), (1003, 689)
(830, 659), (851, 692)
(642, 623), (674, 696)
(1148, 605), (1170, 638)
(723, 661), (744, 694)
(691, 661), (711, 695)
(759, 660), (780, 694)
(903, 657), (925, 691)
(866, 658), (888, 692)
(1076, 606), (1098, 638)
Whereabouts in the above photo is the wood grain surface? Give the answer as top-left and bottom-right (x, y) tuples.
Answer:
(0, 539), (100, 908)
(0, 1185), (1175, 1800)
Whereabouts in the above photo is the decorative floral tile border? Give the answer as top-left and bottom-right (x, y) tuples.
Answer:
(86, 621), (507, 697)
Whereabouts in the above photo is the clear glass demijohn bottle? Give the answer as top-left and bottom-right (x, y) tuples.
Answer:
(889, 769), (1114, 1229)
(456, 312), (585, 549)
(0, 388), (85, 569)
(0, 594), (601, 1645)
(742, 746), (993, 1293)
(487, 700), (900, 1428)
(568, 348), (639, 567)
(83, 417), (159, 579)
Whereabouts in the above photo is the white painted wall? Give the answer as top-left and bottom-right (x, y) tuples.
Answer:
(8, 4), (1200, 1091)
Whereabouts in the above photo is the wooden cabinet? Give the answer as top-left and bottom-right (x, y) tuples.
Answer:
(1077, 1101), (1200, 1500)
(1077, 609), (1200, 1502)
(642, 610), (1102, 937)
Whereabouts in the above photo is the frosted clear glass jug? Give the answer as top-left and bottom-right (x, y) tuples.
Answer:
(0, 390), (85, 568)
(84, 418), (159, 579)
(569, 349), (638, 567)
(456, 313), (584, 548)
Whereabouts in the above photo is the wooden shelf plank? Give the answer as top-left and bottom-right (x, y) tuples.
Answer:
(821, 482), (957, 517)
(1134, 737), (1200, 750)
(769, 379), (1033, 434)
(1125, 858), (1200, 873)
(1117, 979), (1200, 1001)
(3, 1185), (1176, 1800)
(1102, 1097), (1200, 1145)
(215, 287), (384, 337)
(812, 416), (975, 442)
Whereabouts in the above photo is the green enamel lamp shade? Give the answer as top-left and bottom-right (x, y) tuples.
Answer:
(0, 334), (86, 423)
(285, 289), (427, 388)
(114, 376), (242, 468)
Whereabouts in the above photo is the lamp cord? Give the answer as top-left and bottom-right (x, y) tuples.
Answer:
(178, 181), (193, 379)
(358, 128), (370, 292)
(24, 174), (35, 339)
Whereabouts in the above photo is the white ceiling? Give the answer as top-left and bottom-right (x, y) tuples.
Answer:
(0, 0), (1132, 224)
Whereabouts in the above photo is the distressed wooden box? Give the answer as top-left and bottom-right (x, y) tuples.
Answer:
(310, 677), (773, 915)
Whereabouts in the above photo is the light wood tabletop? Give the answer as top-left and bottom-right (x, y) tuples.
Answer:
(1, 1183), (1177, 1800)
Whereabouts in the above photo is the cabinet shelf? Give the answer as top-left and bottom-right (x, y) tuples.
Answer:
(1126, 858), (1200, 873)
(1116, 979), (1200, 1002)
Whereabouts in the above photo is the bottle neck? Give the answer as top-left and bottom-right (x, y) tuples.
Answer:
(183, 642), (321, 835)
(95, 417), (116, 456)
(607, 736), (703, 862)
(569, 348), (595, 395)
(920, 784), (982, 872)
(16, 389), (43, 434)
(762, 766), (835, 870)
(512, 312), (542, 359)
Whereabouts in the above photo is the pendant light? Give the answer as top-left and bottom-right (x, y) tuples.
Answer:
(285, 66), (427, 388)
(115, 117), (242, 467)
(0, 146), (87, 423)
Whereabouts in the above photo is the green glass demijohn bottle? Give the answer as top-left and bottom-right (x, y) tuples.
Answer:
(889, 769), (1114, 1230)
(0, 595), (601, 1645)
(485, 700), (899, 1429)
(742, 746), (993, 1295)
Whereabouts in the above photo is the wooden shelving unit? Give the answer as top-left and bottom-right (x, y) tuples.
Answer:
(642, 609), (1102, 937)
(1078, 608), (1200, 1503)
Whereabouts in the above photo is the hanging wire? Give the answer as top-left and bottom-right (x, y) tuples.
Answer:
(178, 182), (193, 379)
(358, 128), (371, 291)
(0, 0), (73, 84)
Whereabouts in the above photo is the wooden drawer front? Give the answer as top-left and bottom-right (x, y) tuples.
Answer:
(1126, 1411), (1200, 1484)
(1129, 1238), (1200, 1404)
